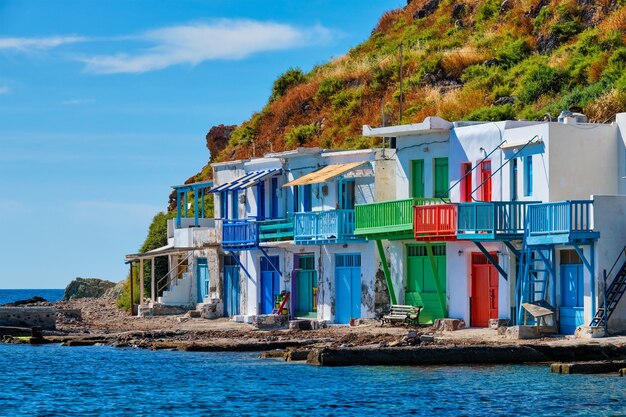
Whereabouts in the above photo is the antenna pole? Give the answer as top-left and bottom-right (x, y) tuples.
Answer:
(398, 42), (403, 124)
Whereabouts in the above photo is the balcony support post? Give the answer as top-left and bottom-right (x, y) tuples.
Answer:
(229, 251), (254, 283)
(425, 241), (447, 316)
(375, 240), (397, 305)
(502, 241), (520, 260)
(259, 247), (281, 276)
(573, 243), (596, 315)
(474, 241), (508, 281)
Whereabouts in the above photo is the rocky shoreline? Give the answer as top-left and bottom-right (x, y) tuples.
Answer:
(2, 297), (626, 371)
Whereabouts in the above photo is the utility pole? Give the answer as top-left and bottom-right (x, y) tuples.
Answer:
(398, 42), (403, 125)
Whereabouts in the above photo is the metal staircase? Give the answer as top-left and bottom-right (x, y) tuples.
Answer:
(591, 245), (626, 328)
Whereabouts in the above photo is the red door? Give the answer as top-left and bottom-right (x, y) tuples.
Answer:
(471, 253), (499, 327)
(461, 162), (472, 202)
(480, 160), (492, 202)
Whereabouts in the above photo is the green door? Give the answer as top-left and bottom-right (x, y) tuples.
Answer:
(406, 244), (446, 324)
(411, 159), (424, 198)
(434, 157), (449, 198)
(295, 254), (318, 318)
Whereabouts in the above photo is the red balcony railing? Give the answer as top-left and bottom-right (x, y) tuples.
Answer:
(413, 203), (458, 241)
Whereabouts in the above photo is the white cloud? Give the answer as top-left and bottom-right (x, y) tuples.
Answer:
(81, 20), (331, 74)
(0, 86), (8, 94)
(61, 98), (95, 105)
(0, 36), (86, 51)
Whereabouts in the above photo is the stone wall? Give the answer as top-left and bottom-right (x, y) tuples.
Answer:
(0, 307), (57, 330)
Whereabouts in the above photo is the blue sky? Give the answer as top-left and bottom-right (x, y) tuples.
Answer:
(0, 0), (402, 289)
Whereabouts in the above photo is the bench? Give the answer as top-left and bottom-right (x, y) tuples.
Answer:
(380, 304), (423, 327)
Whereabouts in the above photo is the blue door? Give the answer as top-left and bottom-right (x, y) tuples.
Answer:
(223, 255), (240, 317)
(335, 254), (361, 324)
(197, 258), (209, 303)
(260, 256), (280, 314)
(560, 264), (584, 334)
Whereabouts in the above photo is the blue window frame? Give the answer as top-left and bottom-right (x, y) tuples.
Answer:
(524, 156), (533, 196)
(220, 192), (229, 220)
(270, 177), (279, 219)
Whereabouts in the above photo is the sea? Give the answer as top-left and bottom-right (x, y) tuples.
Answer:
(0, 289), (64, 305)
(0, 345), (625, 416)
(1, 289), (625, 415)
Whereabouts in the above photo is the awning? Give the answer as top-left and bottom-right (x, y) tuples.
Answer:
(125, 243), (196, 261)
(209, 169), (281, 193)
(283, 162), (368, 187)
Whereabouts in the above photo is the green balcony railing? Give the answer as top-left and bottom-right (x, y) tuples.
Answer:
(257, 218), (294, 242)
(354, 198), (443, 239)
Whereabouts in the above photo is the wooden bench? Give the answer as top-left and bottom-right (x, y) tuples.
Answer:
(380, 304), (423, 327)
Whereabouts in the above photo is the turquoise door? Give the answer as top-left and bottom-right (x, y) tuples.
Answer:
(223, 255), (240, 317)
(295, 254), (317, 318)
(335, 254), (361, 324)
(560, 264), (584, 334)
(260, 256), (280, 315)
(197, 258), (209, 303)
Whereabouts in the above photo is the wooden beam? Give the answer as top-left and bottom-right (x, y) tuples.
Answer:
(425, 241), (447, 316)
(139, 258), (144, 309)
(474, 241), (508, 280)
(151, 257), (155, 305)
(129, 262), (134, 316)
(375, 240), (397, 305)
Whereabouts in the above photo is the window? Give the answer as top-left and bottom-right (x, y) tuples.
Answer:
(339, 180), (355, 210)
(231, 190), (239, 219)
(524, 156), (533, 196)
(270, 177), (279, 219)
(220, 192), (229, 219)
(434, 157), (449, 198)
(510, 158), (518, 201)
(460, 162), (472, 202)
(257, 181), (266, 220)
(295, 184), (312, 213)
(479, 160), (492, 202)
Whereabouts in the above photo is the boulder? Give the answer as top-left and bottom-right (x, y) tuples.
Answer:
(2, 296), (48, 306)
(62, 278), (116, 301)
(432, 318), (466, 331)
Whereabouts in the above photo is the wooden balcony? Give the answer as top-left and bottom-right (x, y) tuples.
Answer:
(354, 198), (442, 240)
(257, 218), (294, 243)
(221, 219), (258, 250)
(527, 200), (599, 245)
(294, 209), (362, 245)
(457, 201), (539, 241)
(413, 203), (458, 241)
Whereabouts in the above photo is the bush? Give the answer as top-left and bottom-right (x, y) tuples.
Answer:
(316, 78), (343, 101)
(270, 68), (305, 102)
(285, 124), (318, 148)
(496, 39), (531, 68)
(465, 104), (515, 121)
(517, 64), (562, 104)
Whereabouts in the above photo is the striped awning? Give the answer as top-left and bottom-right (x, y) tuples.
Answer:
(283, 162), (368, 187)
(209, 169), (281, 193)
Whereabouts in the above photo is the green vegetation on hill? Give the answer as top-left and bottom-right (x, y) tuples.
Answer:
(211, 0), (625, 163)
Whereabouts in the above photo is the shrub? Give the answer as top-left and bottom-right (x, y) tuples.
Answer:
(270, 68), (305, 102)
(517, 64), (562, 104)
(496, 39), (531, 68)
(476, 0), (500, 24)
(465, 104), (515, 121)
(285, 124), (318, 148)
(316, 78), (343, 101)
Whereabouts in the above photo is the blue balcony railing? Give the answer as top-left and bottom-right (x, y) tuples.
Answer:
(222, 219), (258, 250)
(527, 200), (599, 244)
(294, 209), (361, 244)
(457, 201), (539, 240)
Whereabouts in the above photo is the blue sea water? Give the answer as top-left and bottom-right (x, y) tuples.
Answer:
(0, 345), (624, 416)
(0, 289), (64, 305)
